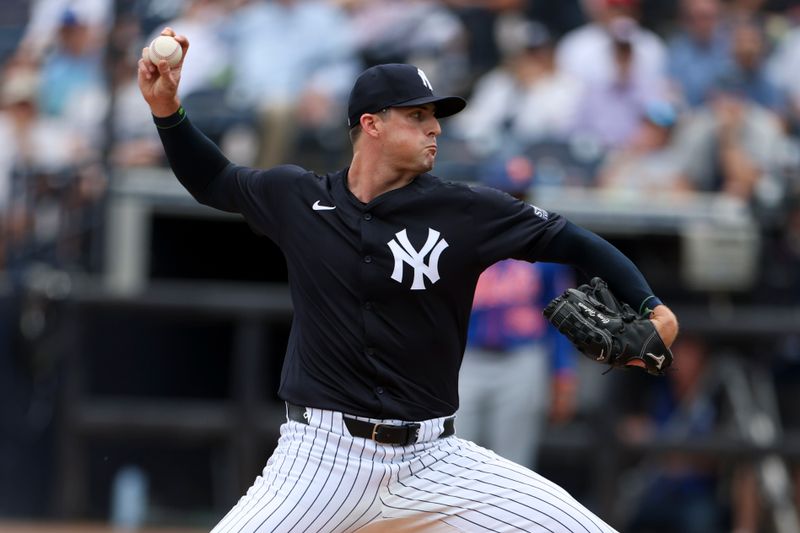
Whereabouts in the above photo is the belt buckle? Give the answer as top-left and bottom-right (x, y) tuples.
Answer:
(370, 422), (421, 445)
(370, 423), (382, 442)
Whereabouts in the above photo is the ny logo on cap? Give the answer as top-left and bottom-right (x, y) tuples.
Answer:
(387, 228), (448, 290)
(417, 68), (433, 92)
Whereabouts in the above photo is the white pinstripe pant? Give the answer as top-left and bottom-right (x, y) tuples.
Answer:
(211, 406), (617, 533)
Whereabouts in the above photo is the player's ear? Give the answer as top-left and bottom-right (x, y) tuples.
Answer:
(360, 112), (383, 139)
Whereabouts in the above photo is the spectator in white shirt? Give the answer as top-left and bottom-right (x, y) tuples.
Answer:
(452, 19), (583, 157)
(556, 0), (668, 90)
(568, 17), (668, 149)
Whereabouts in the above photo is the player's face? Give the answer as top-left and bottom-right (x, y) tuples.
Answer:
(380, 104), (441, 173)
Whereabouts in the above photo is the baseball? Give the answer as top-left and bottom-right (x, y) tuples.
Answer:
(146, 35), (182, 67)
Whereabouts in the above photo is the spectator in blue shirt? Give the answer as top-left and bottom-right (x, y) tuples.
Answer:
(717, 18), (787, 114)
(667, 0), (731, 107)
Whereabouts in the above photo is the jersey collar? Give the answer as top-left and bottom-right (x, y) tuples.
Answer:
(334, 167), (436, 212)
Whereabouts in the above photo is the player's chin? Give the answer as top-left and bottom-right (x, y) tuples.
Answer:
(420, 152), (436, 171)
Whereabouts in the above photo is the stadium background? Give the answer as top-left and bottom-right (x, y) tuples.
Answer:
(2, 0), (800, 531)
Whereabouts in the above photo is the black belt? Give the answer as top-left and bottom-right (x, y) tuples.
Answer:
(286, 403), (455, 446)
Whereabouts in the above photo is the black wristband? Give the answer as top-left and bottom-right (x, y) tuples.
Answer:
(153, 106), (186, 129)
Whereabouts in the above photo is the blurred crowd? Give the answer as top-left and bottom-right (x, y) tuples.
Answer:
(3, 0), (800, 530)
(1, 0), (800, 290)
(0, 0), (798, 266)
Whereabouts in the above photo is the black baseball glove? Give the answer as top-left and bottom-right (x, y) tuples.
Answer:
(543, 277), (673, 375)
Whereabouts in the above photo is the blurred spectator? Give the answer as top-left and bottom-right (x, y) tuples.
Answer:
(717, 18), (786, 114)
(439, 0), (528, 78)
(130, 0), (186, 40)
(597, 100), (694, 192)
(147, 0), (231, 100)
(568, 17), (668, 150)
(667, 0), (731, 108)
(671, 75), (789, 201)
(556, 0), (668, 90)
(524, 0), (586, 37)
(337, 0), (468, 94)
(767, 18), (800, 131)
(452, 19), (583, 157)
(637, 0), (680, 35)
(37, 8), (109, 147)
(458, 259), (577, 468)
(726, 0), (768, 23)
(223, 0), (360, 168)
(17, 0), (112, 61)
(0, 63), (103, 270)
(458, 167), (576, 468)
(0, 0), (29, 66)
(616, 336), (730, 533)
(108, 37), (165, 169)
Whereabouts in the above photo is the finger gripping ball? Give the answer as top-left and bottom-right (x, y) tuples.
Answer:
(147, 35), (182, 67)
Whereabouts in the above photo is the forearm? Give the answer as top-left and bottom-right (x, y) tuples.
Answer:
(538, 220), (660, 313)
(153, 108), (233, 208)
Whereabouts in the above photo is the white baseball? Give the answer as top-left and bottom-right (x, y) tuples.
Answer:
(146, 35), (182, 67)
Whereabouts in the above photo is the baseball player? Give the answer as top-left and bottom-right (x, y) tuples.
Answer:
(139, 28), (678, 533)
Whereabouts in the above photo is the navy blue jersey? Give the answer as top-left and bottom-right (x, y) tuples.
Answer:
(200, 163), (563, 419)
(155, 111), (659, 421)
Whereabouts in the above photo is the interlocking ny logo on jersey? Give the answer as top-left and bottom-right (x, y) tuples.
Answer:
(387, 228), (449, 290)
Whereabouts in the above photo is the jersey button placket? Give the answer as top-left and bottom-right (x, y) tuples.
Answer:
(360, 212), (376, 311)
(360, 209), (382, 405)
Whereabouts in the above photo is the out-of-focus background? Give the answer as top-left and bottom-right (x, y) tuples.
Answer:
(2, 0), (800, 531)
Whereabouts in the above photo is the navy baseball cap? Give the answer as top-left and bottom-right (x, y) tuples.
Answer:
(347, 63), (467, 128)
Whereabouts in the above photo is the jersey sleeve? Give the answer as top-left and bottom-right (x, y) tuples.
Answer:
(155, 109), (307, 244)
(470, 185), (566, 268)
(204, 163), (308, 243)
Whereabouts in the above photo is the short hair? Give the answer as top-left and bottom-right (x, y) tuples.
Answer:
(349, 124), (362, 145)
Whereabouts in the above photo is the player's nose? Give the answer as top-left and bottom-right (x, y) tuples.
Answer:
(428, 117), (441, 137)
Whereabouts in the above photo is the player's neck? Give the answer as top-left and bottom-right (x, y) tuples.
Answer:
(348, 152), (417, 204)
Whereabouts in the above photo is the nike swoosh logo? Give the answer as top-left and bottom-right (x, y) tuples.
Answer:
(312, 200), (336, 211)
